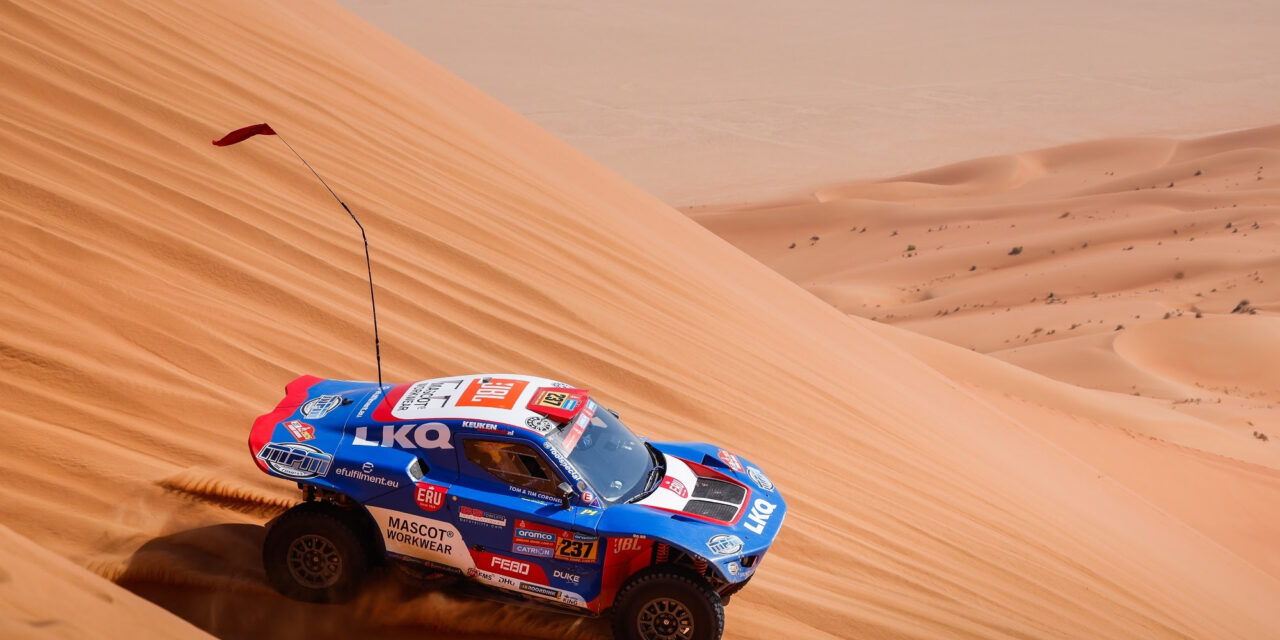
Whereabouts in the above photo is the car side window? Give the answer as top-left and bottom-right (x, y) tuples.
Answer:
(463, 439), (560, 496)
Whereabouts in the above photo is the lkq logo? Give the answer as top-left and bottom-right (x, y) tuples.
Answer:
(718, 449), (744, 473)
(743, 498), (777, 534)
(352, 422), (453, 449)
(301, 394), (342, 419)
(660, 476), (688, 499)
(257, 442), (332, 479)
(414, 482), (448, 512)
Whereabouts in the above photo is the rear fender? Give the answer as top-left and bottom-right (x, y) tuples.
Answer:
(249, 375), (325, 472)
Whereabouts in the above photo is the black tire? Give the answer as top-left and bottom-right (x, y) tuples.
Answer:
(610, 566), (725, 640)
(263, 502), (371, 603)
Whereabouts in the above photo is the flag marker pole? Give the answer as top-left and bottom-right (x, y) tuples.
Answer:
(214, 123), (384, 390)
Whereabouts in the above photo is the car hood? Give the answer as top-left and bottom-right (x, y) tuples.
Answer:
(594, 441), (786, 583)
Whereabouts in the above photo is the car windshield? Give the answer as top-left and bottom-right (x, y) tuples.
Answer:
(546, 404), (655, 504)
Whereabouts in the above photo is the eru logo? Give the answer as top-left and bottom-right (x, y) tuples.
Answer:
(743, 498), (776, 534)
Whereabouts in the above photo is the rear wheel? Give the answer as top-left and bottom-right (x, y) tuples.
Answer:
(263, 502), (371, 603)
(610, 567), (724, 640)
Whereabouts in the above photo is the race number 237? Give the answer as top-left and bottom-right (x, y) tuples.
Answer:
(556, 539), (598, 562)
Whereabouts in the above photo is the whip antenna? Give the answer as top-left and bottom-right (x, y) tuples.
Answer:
(214, 123), (384, 389)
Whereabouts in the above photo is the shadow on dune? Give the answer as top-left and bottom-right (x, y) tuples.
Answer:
(117, 523), (608, 640)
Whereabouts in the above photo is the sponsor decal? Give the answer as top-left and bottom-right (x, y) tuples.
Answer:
(512, 542), (554, 558)
(747, 466), (774, 491)
(743, 498), (777, 535)
(356, 386), (383, 418)
(488, 555), (532, 578)
(257, 442), (332, 479)
(559, 592), (586, 606)
(384, 514), (456, 556)
(580, 490), (597, 506)
(414, 482), (448, 512)
(611, 537), (644, 554)
(532, 389), (580, 412)
(512, 520), (597, 563)
(283, 420), (314, 441)
(560, 413), (589, 452)
(462, 420), (502, 431)
(352, 422), (453, 449)
(508, 484), (556, 502)
(459, 506), (507, 528)
(660, 476), (689, 499)
(718, 449), (744, 473)
(727, 561), (740, 576)
(497, 574), (517, 587)
(456, 378), (529, 409)
(519, 582), (560, 599)
(396, 379), (466, 413)
(706, 534), (743, 556)
(525, 416), (557, 434)
(553, 569), (581, 585)
(335, 465), (400, 488)
(555, 537), (598, 563)
(514, 521), (558, 546)
(301, 394), (342, 420)
(541, 441), (585, 486)
(579, 508), (599, 516)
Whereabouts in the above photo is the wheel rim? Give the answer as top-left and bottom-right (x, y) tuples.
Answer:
(286, 534), (343, 588)
(637, 597), (695, 640)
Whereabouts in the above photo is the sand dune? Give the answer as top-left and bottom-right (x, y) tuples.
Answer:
(696, 127), (1280, 615)
(3, 2), (1280, 640)
(0, 524), (215, 640)
(695, 126), (1280, 443)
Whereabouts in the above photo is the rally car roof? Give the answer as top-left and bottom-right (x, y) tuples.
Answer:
(368, 373), (586, 439)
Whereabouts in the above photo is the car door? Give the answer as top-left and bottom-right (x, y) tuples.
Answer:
(448, 434), (599, 608)
(357, 432), (472, 575)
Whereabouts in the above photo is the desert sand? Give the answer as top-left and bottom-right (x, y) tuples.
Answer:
(694, 125), (1280, 589)
(338, 0), (1280, 206)
(2, 2), (1280, 640)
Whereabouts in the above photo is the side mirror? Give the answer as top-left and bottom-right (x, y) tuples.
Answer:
(557, 482), (574, 510)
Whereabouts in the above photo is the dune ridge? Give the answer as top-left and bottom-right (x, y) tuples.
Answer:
(2, 1), (1279, 639)
(696, 126), (1280, 603)
(694, 126), (1280, 443)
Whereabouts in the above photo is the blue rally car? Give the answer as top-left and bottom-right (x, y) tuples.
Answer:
(250, 373), (786, 640)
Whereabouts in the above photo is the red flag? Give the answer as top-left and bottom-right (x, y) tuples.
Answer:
(212, 123), (277, 146)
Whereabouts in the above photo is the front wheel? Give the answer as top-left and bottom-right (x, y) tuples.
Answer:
(263, 502), (370, 603)
(610, 567), (724, 640)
